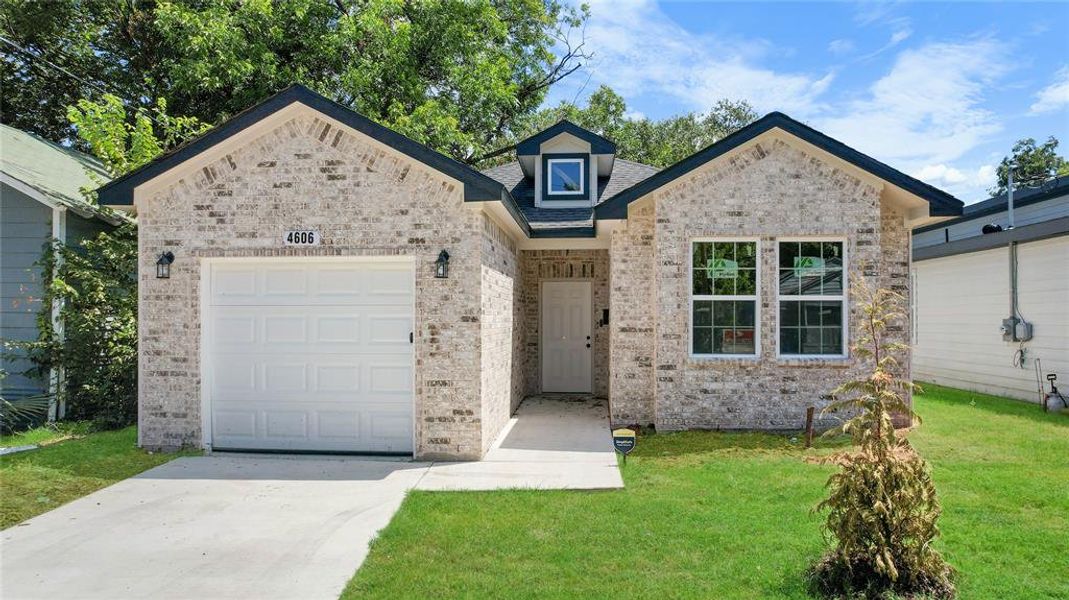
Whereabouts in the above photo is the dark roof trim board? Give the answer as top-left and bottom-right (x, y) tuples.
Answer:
(96, 84), (510, 207)
(913, 175), (1069, 234)
(595, 112), (964, 220)
(913, 216), (1069, 261)
(515, 120), (616, 156)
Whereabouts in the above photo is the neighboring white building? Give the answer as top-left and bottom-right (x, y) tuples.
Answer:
(912, 176), (1069, 403)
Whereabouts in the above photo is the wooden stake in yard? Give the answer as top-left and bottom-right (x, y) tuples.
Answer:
(805, 406), (815, 448)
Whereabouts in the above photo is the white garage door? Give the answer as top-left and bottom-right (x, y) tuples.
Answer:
(206, 260), (414, 453)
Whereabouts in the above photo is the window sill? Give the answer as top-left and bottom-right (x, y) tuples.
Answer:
(776, 356), (854, 368)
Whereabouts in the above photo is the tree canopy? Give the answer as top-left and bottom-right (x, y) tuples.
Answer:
(488, 85), (758, 168)
(991, 136), (1069, 196)
(2, 0), (590, 163)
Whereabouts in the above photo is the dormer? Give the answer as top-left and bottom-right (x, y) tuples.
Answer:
(515, 121), (617, 208)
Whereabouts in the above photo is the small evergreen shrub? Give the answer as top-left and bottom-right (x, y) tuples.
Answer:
(809, 282), (955, 599)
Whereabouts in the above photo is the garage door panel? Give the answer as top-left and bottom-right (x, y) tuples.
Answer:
(208, 260), (413, 453)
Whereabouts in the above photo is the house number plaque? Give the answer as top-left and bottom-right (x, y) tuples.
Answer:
(283, 230), (321, 246)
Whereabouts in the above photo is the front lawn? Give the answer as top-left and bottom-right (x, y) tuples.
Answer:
(0, 426), (187, 529)
(345, 384), (1069, 599)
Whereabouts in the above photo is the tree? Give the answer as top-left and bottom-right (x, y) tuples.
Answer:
(18, 96), (207, 429)
(484, 85), (757, 168)
(2, 0), (590, 162)
(990, 136), (1069, 196)
(809, 281), (955, 599)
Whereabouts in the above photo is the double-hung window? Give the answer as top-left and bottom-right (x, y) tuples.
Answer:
(691, 240), (758, 356)
(778, 240), (846, 357)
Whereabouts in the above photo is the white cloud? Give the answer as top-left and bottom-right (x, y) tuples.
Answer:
(575, 0), (833, 116)
(912, 163), (998, 201)
(1029, 66), (1069, 114)
(915, 164), (969, 184)
(828, 39), (855, 55)
(889, 28), (912, 45)
(818, 38), (1010, 169)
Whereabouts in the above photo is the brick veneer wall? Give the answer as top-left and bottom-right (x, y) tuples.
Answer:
(608, 204), (657, 425)
(609, 138), (912, 431)
(480, 214), (525, 452)
(137, 114), (487, 459)
(519, 249), (610, 397)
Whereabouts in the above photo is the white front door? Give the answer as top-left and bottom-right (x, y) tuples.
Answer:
(541, 281), (592, 393)
(205, 259), (414, 453)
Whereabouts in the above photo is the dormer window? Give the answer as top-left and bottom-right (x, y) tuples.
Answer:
(547, 158), (584, 194)
(541, 153), (589, 201)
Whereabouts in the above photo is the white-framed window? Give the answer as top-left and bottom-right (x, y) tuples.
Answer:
(546, 158), (584, 194)
(691, 239), (759, 357)
(777, 239), (847, 357)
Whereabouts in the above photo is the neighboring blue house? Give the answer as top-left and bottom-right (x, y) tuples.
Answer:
(1, 124), (123, 402)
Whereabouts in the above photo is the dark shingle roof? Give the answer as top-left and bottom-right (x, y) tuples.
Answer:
(481, 158), (659, 235)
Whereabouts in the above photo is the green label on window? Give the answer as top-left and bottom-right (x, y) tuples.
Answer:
(793, 256), (824, 277)
(707, 258), (738, 279)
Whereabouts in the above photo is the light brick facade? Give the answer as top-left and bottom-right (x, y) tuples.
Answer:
(138, 114), (491, 459)
(607, 138), (911, 430)
(131, 98), (925, 460)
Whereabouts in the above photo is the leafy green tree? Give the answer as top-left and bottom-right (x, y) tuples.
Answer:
(990, 136), (1069, 196)
(486, 85), (757, 167)
(17, 95), (206, 429)
(809, 281), (955, 599)
(2, 0), (590, 162)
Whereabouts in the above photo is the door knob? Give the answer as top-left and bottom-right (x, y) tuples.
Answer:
(586, 335), (591, 340)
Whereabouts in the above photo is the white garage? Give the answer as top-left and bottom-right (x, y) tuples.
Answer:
(202, 259), (415, 453)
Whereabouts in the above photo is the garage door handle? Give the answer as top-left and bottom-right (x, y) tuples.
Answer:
(409, 332), (414, 344)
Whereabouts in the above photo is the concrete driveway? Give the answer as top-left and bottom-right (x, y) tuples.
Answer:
(1, 396), (621, 600)
(1, 456), (430, 600)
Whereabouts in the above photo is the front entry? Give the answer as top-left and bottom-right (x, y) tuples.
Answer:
(541, 281), (592, 393)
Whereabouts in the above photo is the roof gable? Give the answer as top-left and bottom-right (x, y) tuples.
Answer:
(96, 85), (508, 206)
(595, 112), (963, 219)
(515, 120), (617, 156)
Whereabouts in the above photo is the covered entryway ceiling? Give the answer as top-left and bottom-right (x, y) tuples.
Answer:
(204, 259), (414, 453)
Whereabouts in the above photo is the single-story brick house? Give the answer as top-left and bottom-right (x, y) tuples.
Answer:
(98, 85), (962, 459)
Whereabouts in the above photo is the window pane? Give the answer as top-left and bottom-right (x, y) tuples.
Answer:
(693, 242), (713, 268)
(736, 269), (757, 295)
(822, 241), (843, 260)
(779, 241), (799, 269)
(822, 327), (843, 354)
(735, 301), (755, 327)
(693, 301), (712, 327)
(779, 300), (845, 355)
(724, 328), (755, 354)
(692, 268), (713, 295)
(549, 161), (582, 192)
(780, 301), (799, 327)
(693, 327), (713, 354)
(712, 327), (729, 353)
(779, 269), (800, 295)
(713, 301), (735, 326)
(781, 328), (799, 354)
(714, 277), (735, 295)
(822, 269), (843, 295)
(736, 242), (757, 268)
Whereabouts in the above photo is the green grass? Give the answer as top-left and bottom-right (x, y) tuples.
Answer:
(0, 426), (189, 529)
(0, 422), (92, 448)
(344, 384), (1069, 599)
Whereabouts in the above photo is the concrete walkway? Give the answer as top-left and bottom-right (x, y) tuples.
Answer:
(0, 396), (621, 600)
(416, 395), (624, 491)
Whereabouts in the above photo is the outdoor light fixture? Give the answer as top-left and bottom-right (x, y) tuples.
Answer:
(434, 250), (450, 279)
(156, 251), (175, 279)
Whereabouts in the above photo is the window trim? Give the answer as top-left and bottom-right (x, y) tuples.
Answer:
(689, 237), (761, 359)
(775, 237), (849, 359)
(541, 153), (589, 201)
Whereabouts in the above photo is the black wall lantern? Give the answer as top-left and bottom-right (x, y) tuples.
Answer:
(434, 250), (450, 279)
(156, 251), (175, 279)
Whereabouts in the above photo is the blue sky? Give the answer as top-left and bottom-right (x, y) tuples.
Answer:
(545, 1), (1069, 203)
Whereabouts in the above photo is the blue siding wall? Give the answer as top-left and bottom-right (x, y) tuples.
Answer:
(0, 183), (114, 400)
(1, 184), (51, 399)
